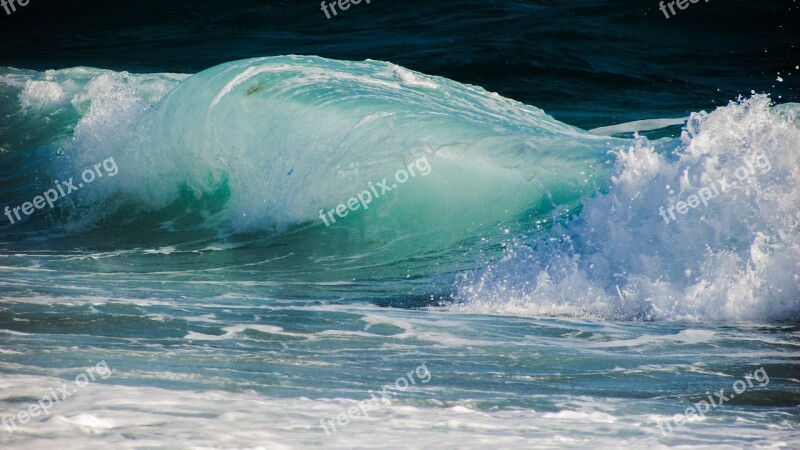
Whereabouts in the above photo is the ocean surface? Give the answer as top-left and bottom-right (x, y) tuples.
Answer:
(1, 1), (799, 448)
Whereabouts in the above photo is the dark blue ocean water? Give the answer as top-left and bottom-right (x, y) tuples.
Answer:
(1, 0), (798, 128)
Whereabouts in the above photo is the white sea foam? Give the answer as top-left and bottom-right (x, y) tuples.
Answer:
(588, 117), (687, 135)
(453, 96), (800, 322)
(0, 375), (793, 449)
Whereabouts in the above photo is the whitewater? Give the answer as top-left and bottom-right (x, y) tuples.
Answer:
(0, 56), (798, 448)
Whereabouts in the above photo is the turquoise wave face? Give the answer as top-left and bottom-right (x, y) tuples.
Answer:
(137, 56), (619, 229)
(0, 57), (622, 281)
